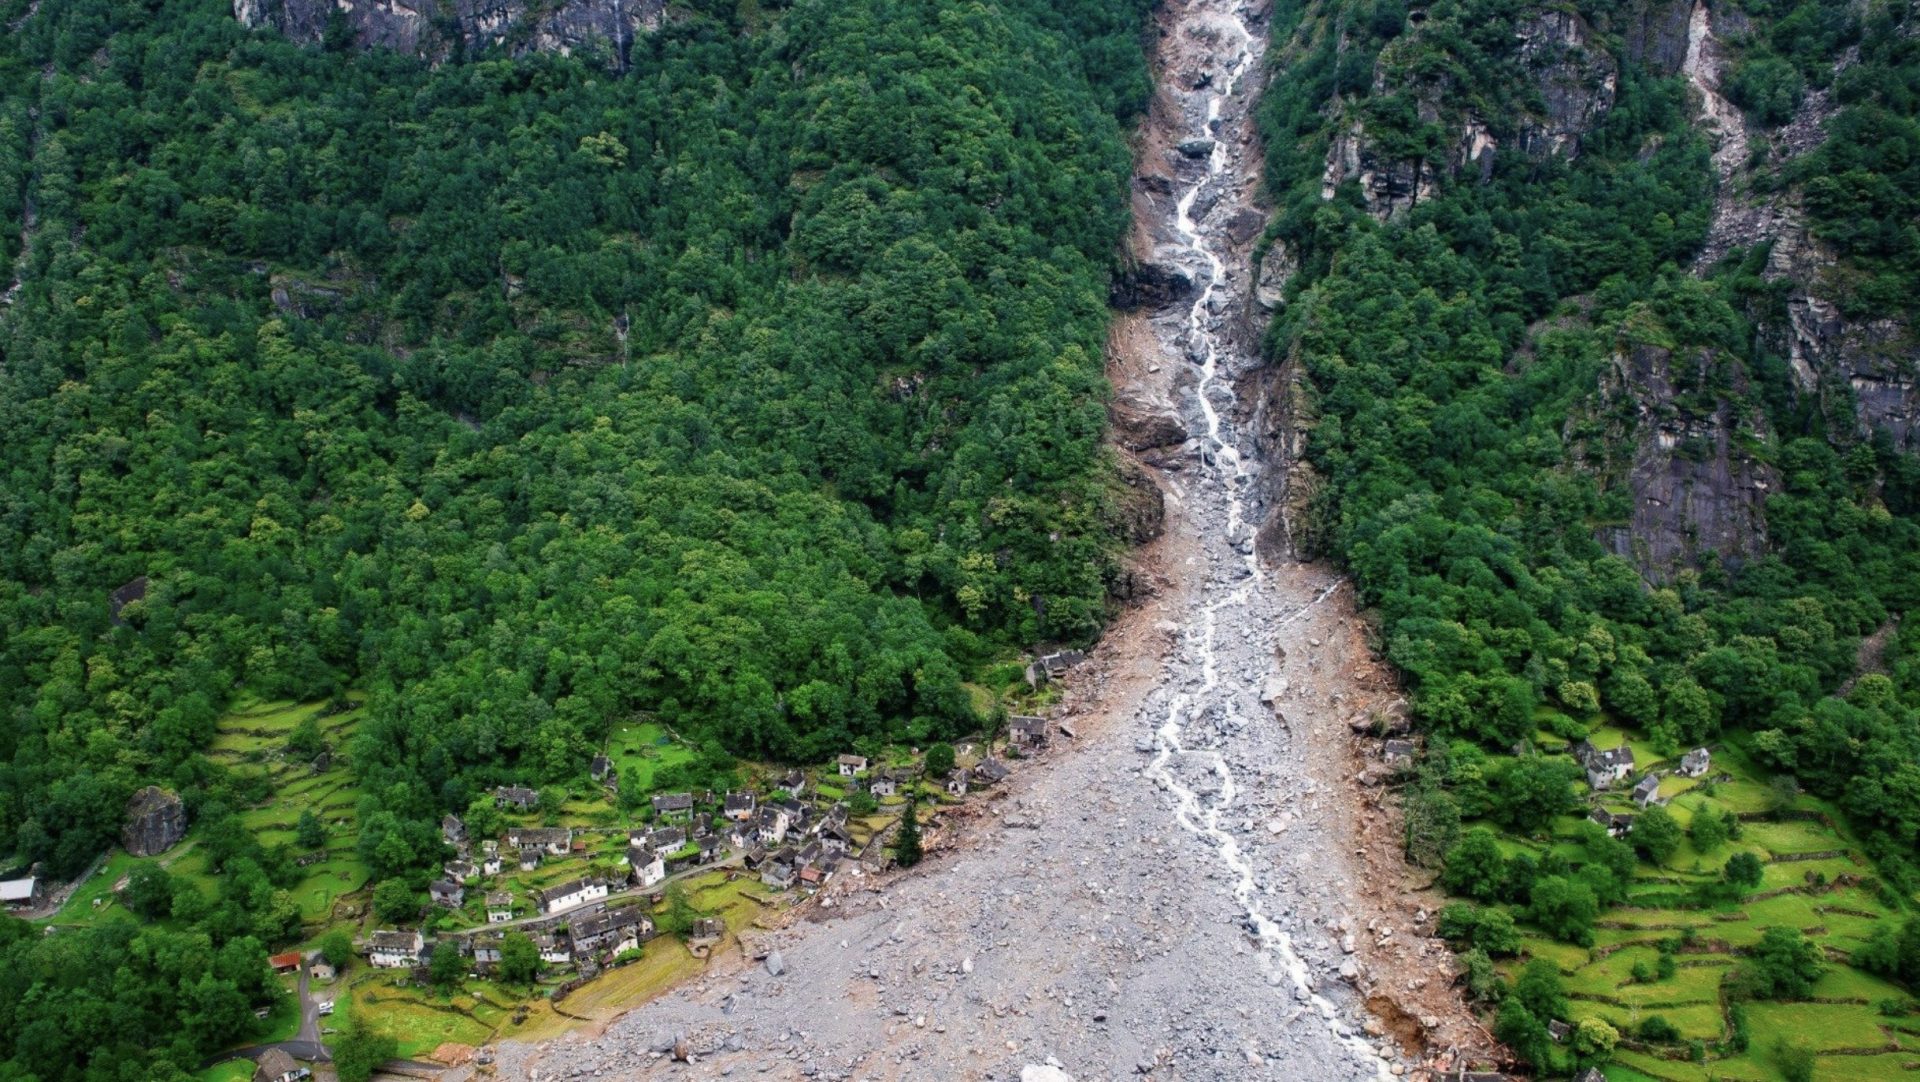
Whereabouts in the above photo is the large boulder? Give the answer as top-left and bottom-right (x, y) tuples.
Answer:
(1109, 262), (1196, 312)
(123, 787), (187, 857)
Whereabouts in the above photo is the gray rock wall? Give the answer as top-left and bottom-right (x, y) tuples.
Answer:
(234, 0), (667, 67)
(123, 786), (188, 857)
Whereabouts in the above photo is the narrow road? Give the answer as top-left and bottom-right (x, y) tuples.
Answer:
(200, 958), (332, 1070)
(441, 852), (745, 937)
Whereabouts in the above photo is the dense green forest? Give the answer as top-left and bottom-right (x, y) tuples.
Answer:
(0, 0), (1149, 1076)
(1258, 0), (1920, 1070)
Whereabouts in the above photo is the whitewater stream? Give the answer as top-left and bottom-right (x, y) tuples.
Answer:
(1139, 1), (1395, 1076)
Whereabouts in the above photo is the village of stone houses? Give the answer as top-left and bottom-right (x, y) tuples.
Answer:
(4, 666), (1080, 1080)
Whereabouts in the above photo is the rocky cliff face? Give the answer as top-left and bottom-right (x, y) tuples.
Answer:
(1590, 343), (1779, 574)
(234, 0), (666, 66)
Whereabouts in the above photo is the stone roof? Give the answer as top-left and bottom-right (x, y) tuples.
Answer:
(537, 877), (603, 908)
(652, 792), (694, 812)
(255, 1048), (298, 1080)
(369, 930), (421, 951)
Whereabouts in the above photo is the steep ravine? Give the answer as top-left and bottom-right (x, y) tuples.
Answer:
(464, 1), (1489, 1080)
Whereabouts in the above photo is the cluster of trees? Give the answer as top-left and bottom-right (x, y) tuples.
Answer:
(0, 0), (1153, 1075)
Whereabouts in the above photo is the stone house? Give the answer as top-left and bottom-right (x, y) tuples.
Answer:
(507, 826), (573, 856)
(253, 1048), (310, 1082)
(760, 851), (796, 890)
(486, 891), (514, 923)
(1632, 774), (1663, 808)
(837, 754), (869, 777)
(472, 932), (504, 967)
(1572, 741), (1635, 790)
(367, 930), (424, 968)
(494, 785), (539, 810)
(537, 877), (608, 915)
(1680, 747), (1711, 777)
(652, 792), (694, 819)
(441, 814), (466, 845)
(972, 758), (1010, 786)
(1587, 808), (1633, 838)
(1008, 715), (1048, 747)
(591, 754), (613, 783)
(536, 933), (571, 965)
(945, 769), (970, 796)
(629, 847), (666, 889)
(756, 806), (792, 846)
(779, 770), (807, 797)
(724, 790), (757, 821)
(869, 772), (899, 798)
(569, 906), (652, 957)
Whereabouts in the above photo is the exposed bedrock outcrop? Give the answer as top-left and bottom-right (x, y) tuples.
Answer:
(233, 0), (666, 66)
(1591, 343), (1780, 578)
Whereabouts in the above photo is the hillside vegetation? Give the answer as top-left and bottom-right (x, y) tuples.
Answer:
(1256, 0), (1920, 1075)
(0, 0), (1149, 1078)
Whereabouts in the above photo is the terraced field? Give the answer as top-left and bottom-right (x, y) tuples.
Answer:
(212, 695), (373, 922)
(1481, 728), (1917, 1081)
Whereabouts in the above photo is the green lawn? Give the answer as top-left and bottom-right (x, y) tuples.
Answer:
(192, 1061), (256, 1082)
(605, 721), (698, 793)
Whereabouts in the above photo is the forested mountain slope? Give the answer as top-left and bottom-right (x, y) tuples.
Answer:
(1251, 0), (1920, 1070)
(0, 0), (1151, 876)
(0, 2), (1151, 1074)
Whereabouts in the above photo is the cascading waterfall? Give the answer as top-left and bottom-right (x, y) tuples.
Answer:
(1139, 3), (1390, 1076)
